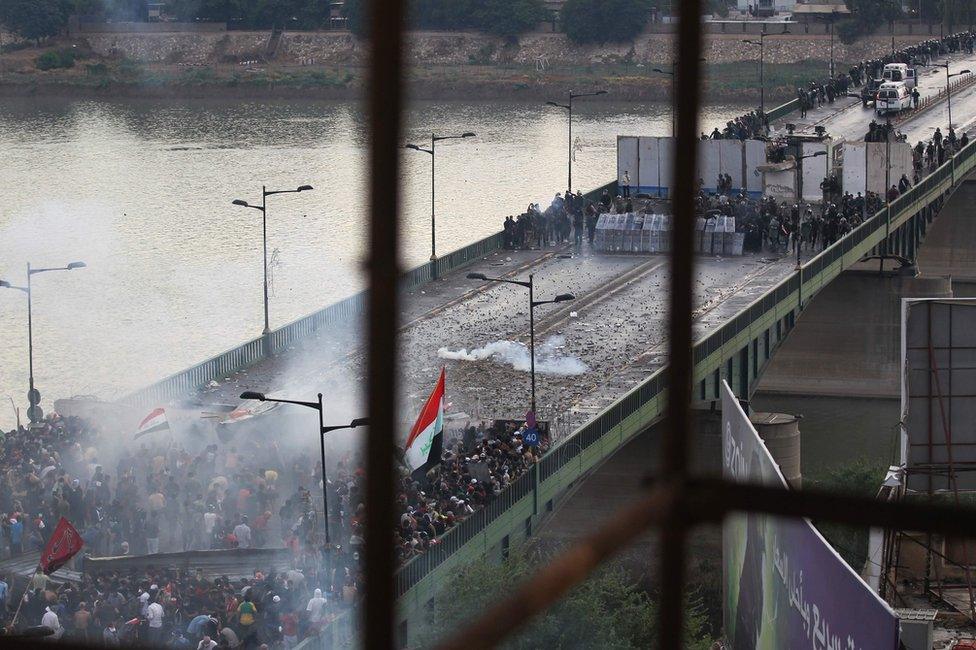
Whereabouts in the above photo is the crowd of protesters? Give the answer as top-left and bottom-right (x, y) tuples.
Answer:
(0, 409), (552, 644)
(717, 114), (972, 257)
(848, 31), (975, 91)
(0, 414), (327, 562)
(389, 420), (546, 564)
(702, 109), (769, 141)
(6, 29), (976, 647)
(0, 413), (364, 646)
(3, 563), (355, 648)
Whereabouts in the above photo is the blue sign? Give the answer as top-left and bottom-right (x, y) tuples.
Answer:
(523, 427), (541, 447)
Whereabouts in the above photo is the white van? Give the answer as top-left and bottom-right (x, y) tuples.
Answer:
(882, 63), (917, 89)
(876, 81), (912, 115)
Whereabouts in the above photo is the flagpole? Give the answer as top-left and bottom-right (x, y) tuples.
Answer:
(8, 565), (39, 630)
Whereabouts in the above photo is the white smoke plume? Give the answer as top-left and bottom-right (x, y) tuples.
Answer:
(437, 335), (588, 376)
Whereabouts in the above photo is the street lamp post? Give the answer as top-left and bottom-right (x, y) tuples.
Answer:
(406, 132), (476, 268)
(742, 30), (790, 116)
(466, 272), (574, 414)
(653, 59), (706, 137)
(651, 68), (676, 136)
(546, 90), (608, 193)
(0, 261), (87, 424)
(232, 185), (314, 336)
(945, 66), (971, 186)
(794, 151), (827, 272)
(828, 12), (836, 79)
(239, 390), (368, 545)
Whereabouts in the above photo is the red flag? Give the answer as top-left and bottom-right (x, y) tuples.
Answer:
(39, 517), (84, 575)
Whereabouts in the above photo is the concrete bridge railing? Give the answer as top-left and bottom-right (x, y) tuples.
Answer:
(389, 138), (976, 642)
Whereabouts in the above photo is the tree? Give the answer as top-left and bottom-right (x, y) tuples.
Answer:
(0, 0), (71, 42)
(72, 0), (106, 15)
(102, 0), (148, 21)
(561, 0), (654, 45)
(416, 548), (714, 648)
(254, 0), (309, 29)
(471, 0), (548, 42)
(837, 0), (903, 43)
(412, 0), (473, 30)
(812, 459), (885, 571)
(167, 0), (227, 22)
(341, 0), (368, 38)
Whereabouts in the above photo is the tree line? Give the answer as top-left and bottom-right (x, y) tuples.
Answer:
(0, 0), (661, 45)
(8, 0), (971, 48)
(838, 0), (976, 43)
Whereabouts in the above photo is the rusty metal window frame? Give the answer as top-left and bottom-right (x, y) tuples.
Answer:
(362, 2), (976, 648)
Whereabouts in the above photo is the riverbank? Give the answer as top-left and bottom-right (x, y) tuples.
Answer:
(0, 24), (925, 102)
(0, 56), (831, 103)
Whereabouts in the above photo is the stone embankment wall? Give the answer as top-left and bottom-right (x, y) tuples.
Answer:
(81, 29), (926, 67)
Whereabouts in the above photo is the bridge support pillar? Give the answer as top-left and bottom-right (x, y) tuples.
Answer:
(756, 263), (952, 399)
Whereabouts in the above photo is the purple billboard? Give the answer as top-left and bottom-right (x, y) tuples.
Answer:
(721, 382), (899, 649)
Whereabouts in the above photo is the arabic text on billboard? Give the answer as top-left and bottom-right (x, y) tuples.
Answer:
(721, 381), (899, 649)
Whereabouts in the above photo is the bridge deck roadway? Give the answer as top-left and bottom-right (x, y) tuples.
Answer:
(191, 47), (976, 438)
(782, 48), (976, 142)
(204, 244), (795, 431)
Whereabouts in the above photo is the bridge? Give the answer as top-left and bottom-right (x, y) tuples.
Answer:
(110, 49), (976, 646)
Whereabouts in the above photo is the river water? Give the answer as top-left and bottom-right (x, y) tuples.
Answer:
(0, 97), (752, 427)
(751, 394), (901, 481)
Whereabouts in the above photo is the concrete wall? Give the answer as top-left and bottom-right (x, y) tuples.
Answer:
(81, 29), (922, 66)
(916, 179), (976, 282)
(758, 265), (952, 398)
(70, 21), (226, 34)
(85, 32), (268, 64)
(537, 412), (723, 551)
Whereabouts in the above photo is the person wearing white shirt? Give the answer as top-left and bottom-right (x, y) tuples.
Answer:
(233, 516), (251, 548)
(139, 590), (150, 617)
(146, 600), (164, 645)
(306, 588), (327, 627)
(41, 606), (62, 640)
(203, 510), (217, 536)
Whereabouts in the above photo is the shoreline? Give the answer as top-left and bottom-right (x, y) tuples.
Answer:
(0, 58), (821, 104)
(0, 75), (796, 104)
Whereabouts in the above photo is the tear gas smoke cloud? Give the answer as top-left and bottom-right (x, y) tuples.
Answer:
(437, 335), (588, 376)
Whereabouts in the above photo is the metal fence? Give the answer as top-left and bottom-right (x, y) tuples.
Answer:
(765, 98), (800, 122)
(389, 135), (976, 606)
(120, 181), (617, 409)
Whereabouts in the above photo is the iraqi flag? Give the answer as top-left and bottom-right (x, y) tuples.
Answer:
(39, 517), (84, 575)
(133, 407), (169, 440)
(405, 368), (445, 473)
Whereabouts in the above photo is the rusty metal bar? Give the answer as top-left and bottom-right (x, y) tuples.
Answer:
(687, 479), (976, 535)
(925, 312), (976, 623)
(436, 477), (976, 650)
(437, 485), (675, 650)
(364, 0), (404, 645)
(659, 0), (704, 645)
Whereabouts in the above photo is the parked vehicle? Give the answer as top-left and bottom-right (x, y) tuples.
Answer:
(882, 63), (918, 89)
(876, 81), (912, 115)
